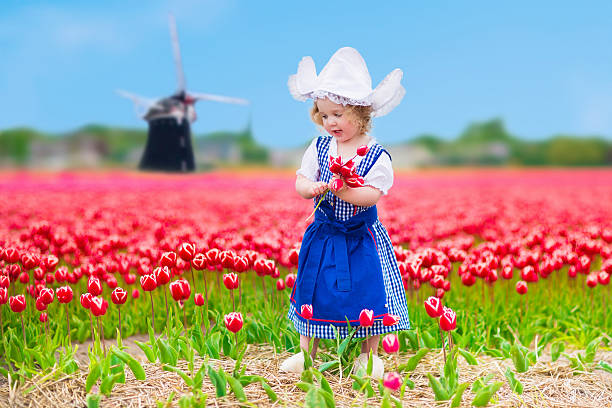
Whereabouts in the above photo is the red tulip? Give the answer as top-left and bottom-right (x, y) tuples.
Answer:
(224, 312), (243, 333)
(39, 287), (54, 304)
(288, 249), (299, 266)
(301, 304), (313, 320)
(220, 251), (235, 269)
(42, 255), (59, 272)
(169, 279), (191, 301)
(80, 293), (92, 309)
(357, 145), (369, 156)
(344, 175), (365, 189)
(177, 242), (196, 262)
(439, 307), (457, 331)
(0, 275), (9, 288)
(56, 286), (73, 304)
(90, 296), (108, 317)
(501, 265), (513, 280)
(194, 293), (205, 306)
(36, 296), (48, 311)
(233, 256), (249, 273)
(223, 273), (239, 290)
(382, 333), (399, 353)
(111, 287), (127, 305)
(132, 289), (140, 299)
(39, 312), (48, 323)
(160, 251), (177, 268)
(515, 280), (528, 295)
(19, 272), (29, 284)
(88, 277), (103, 296)
(359, 309), (374, 327)
(2, 247), (20, 263)
(285, 273), (296, 288)
(330, 178), (344, 192)
(598, 271), (610, 285)
(140, 274), (157, 292)
(276, 278), (285, 291)
(0, 287), (7, 304)
(383, 314), (400, 326)
(424, 296), (443, 318)
(20, 253), (40, 270)
(383, 372), (402, 391)
(154, 266), (171, 285)
(586, 274), (598, 288)
(191, 253), (208, 270)
(206, 248), (220, 266)
(461, 272), (476, 286)
(9, 295), (26, 313)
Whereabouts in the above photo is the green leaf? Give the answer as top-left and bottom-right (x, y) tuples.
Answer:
(471, 373), (495, 394)
(471, 381), (503, 406)
(399, 348), (429, 372)
(584, 337), (600, 364)
(427, 373), (451, 401)
(405, 330), (419, 350)
(261, 380), (278, 402)
(227, 376), (246, 402)
(458, 348), (478, 365)
(163, 365), (193, 388)
(100, 372), (124, 396)
(366, 351), (373, 377)
(551, 342), (564, 362)
(111, 348), (146, 381)
(86, 393), (101, 408)
(450, 383), (470, 408)
(319, 361), (339, 373)
(135, 341), (156, 363)
(400, 375), (415, 398)
(596, 361), (612, 374)
(85, 363), (101, 393)
(157, 339), (178, 366)
(504, 367), (523, 395)
(422, 331), (437, 348)
(318, 389), (336, 408)
(305, 387), (325, 407)
(510, 343), (528, 373)
(207, 365), (227, 397)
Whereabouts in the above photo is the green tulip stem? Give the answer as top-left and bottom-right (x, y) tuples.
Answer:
(231, 290), (235, 313)
(0, 305), (4, 340)
(306, 190), (329, 222)
(20, 314), (26, 346)
(117, 307), (122, 340)
(89, 311), (95, 344)
(163, 286), (170, 337)
(149, 291), (155, 336)
(190, 266), (198, 296)
(65, 304), (72, 346)
(439, 321), (446, 363)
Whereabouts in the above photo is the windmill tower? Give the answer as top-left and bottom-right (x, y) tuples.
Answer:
(118, 14), (248, 172)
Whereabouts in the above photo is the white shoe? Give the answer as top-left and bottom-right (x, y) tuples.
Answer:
(353, 353), (384, 379)
(280, 352), (305, 374)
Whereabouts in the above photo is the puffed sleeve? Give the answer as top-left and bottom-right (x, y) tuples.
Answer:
(295, 138), (319, 182)
(364, 152), (393, 195)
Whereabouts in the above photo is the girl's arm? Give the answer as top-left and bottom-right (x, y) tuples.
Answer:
(332, 184), (382, 207)
(296, 174), (328, 199)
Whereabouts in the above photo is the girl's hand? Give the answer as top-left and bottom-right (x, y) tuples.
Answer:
(310, 181), (328, 197)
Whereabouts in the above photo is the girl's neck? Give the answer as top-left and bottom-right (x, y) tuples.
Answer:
(336, 133), (371, 159)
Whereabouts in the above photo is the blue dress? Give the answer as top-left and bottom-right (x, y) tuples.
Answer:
(288, 136), (410, 339)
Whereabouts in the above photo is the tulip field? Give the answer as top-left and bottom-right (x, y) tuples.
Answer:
(0, 168), (611, 407)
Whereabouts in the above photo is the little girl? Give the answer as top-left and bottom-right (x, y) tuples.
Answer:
(281, 47), (410, 378)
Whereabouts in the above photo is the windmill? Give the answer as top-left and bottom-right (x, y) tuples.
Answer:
(118, 14), (249, 172)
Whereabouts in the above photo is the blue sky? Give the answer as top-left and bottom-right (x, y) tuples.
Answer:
(1, 1), (612, 148)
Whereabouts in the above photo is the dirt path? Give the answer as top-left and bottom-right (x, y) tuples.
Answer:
(1, 340), (611, 408)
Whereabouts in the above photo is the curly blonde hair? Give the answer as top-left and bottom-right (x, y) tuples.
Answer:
(310, 101), (373, 136)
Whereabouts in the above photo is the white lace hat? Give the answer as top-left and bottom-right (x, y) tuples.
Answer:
(288, 47), (405, 117)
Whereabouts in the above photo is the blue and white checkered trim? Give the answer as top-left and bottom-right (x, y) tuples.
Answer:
(287, 136), (410, 339)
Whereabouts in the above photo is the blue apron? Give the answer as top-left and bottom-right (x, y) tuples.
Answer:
(291, 200), (388, 325)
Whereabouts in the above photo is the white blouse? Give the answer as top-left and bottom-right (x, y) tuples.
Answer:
(296, 137), (394, 195)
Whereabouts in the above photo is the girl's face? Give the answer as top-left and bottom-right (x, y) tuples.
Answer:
(316, 98), (359, 144)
